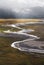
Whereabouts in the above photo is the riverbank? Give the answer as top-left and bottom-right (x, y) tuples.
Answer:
(11, 39), (44, 54)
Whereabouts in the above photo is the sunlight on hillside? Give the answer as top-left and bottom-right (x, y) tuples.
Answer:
(0, 19), (43, 24)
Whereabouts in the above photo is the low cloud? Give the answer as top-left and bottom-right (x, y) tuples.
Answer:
(26, 6), (44, 18)
(0, 8), (16, 18)
(0, 0), (44, 18)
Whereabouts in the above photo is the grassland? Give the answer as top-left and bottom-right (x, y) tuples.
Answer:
(0, 37), (44, 65)
(0, 19), (43, 24)
(0, 19), (44, 65)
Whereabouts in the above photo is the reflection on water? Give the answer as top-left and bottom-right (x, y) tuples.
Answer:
(0, 21), (44, 65)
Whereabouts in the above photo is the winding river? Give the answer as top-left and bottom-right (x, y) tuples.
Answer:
(0, 21), (44, 54)
(0, 20), (44, 65)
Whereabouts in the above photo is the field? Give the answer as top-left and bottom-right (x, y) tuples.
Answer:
(0, 19), (43, 24)
(0, 19), (44, 65)
(0, 37), (44, 65)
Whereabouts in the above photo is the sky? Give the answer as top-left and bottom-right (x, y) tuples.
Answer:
(0, 0), (44, 18)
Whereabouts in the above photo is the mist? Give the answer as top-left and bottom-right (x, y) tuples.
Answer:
(0, 0), (44, 19)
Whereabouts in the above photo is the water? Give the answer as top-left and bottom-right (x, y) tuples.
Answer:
(0, 21), (44, 65)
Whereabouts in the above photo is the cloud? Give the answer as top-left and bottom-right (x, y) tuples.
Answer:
(24, 6), (44, 19)
(0, 0), (44, 12)
(30, 6), (44, 18)
(0, 0), (44, 18)
(0, 8), (16, 18)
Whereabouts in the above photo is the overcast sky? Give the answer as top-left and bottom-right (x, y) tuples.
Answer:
(0, 0), (44, 18)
